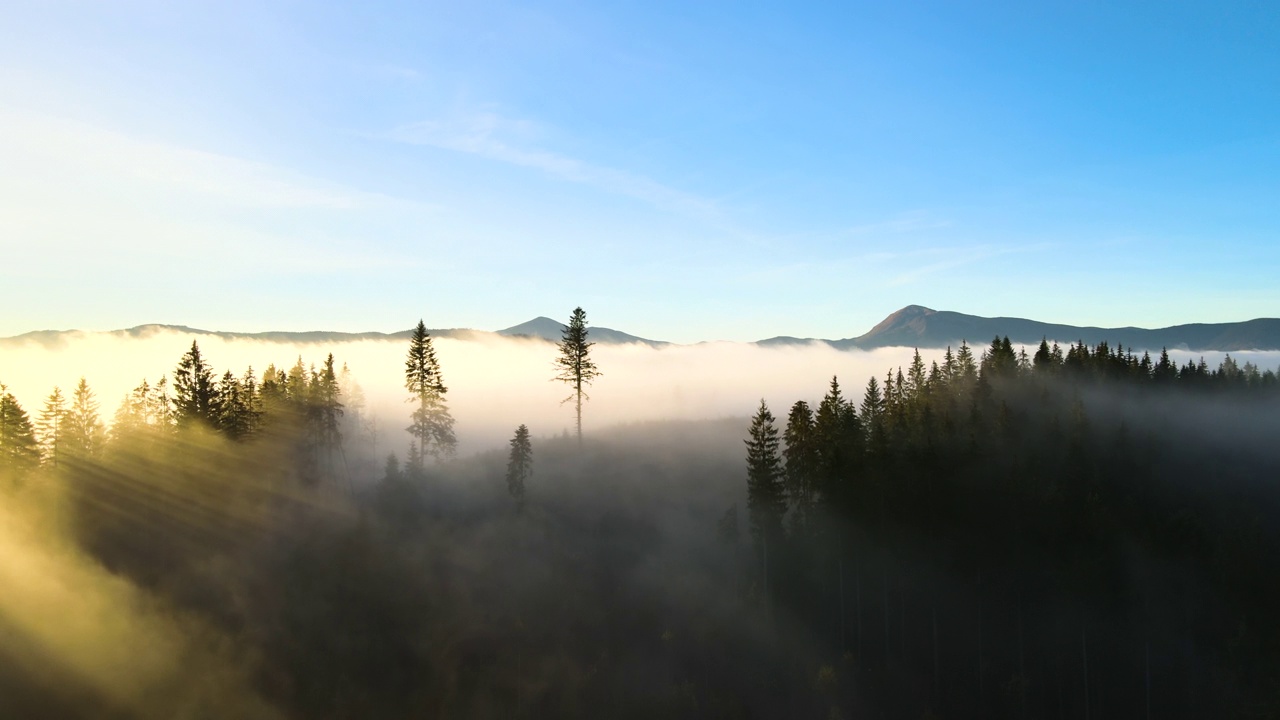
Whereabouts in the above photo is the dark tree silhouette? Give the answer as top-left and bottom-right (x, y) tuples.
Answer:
(172, 340), (219, 428)
(553, 307), (601, 445)
(745, 399), (786, 563)
(404, 320), (456, 466)
(505, 424), (532, 510)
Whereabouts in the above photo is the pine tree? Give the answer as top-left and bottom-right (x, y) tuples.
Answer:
(0, 386), (40, 474)
(905, 349), (928, 403)
(36, 386), (67, 467)
(941, 346), (957, 386)
(216, 371), (253, 440)
(981, 336), (1018, 379)
(111, 376), (173, 447)
(553, 307), (602, 446)
(783, 400), (818, 532)
(745, 399), (786, 551)
(313, 354), (345, 472)
(240, 367), (262, 434)
(815, 376), (862, 500)
(286, 357), (309, 406)
(1033, 337), (1054, 374)
(955, 341), (979, 392)
(173, 341), (219, 428)
(383, 453), (403, 483)
(63, 378), (103, 459)
(505, 424), (533, 510)
(861, 376), (888, 458)
(405, 320), (456, 464)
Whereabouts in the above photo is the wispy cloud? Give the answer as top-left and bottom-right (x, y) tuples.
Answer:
(388, 110), (721, 220)
(0, 111), (410, 211)
(884, 242), (1054, 286)
(0, 111), (435, 277)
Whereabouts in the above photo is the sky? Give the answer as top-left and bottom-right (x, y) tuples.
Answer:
(0, 1), (1277, 343)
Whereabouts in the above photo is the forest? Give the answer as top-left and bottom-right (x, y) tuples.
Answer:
(2, 323), (1280, 719)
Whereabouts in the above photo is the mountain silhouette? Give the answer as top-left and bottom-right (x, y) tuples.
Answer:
(761, 305), (1280, 352)
(5, 308), (1278, 351)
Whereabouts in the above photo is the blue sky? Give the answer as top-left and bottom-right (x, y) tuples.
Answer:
(0, 1), (1276, 342)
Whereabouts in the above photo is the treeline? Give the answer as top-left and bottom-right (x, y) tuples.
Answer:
(0, 339), (374, 485)
(743, 336), (1280, 718)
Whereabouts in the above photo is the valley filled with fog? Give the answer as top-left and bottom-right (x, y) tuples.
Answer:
(4, 325), (1280, 719)
(4, 327), (1275, 458)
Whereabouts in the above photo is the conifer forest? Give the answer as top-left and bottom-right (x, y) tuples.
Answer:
(3, 323), (1280, 720)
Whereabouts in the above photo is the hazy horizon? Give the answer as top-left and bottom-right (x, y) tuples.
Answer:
(4, 327), (1278, 459)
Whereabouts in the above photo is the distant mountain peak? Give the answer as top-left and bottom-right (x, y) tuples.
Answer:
(496, 317), (566, 341)
(837, 306), (1280, 352)
(497, 317), (667, 347)
(865, 305), (936, 333)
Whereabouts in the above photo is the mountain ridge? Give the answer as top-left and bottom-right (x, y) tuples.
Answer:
(4, 308), (1279, 352)
(0, 319), (667, 349)
(840, 305), (1280, 352)
(755, 305), (1280, 352)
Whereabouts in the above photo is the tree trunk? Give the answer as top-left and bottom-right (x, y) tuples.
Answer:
(1018, 589), (1026, 718)
(1145, 639), (1151, 720)
(883, 566), (890, 664)
(838, 547), (846, 651)
(977, 585), (984, 714)
(933, 603), (940, 699)
(1082, 625), (1090, 720)
(575, 380), (583, 446)
(855, 561), (863, 661)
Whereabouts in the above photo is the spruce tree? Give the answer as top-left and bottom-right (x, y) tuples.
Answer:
(240, 368), (262, 434)
(783, 400), (818, 531)
(313, 354), (345, 473)
(745, 399), (786, 549)
(405, 320), (456, 464)
(955, 341), (978, 386)
(861, 376), (887, 458)
(1154, 348), (1177, 384)
(816, 376), (861, 497)
(63, 378), (104, 459)
(0, 386), (39, 474)
(173, 341), (219, 428)
(216, 371), (256, 440)
(505, 424), (532, 510)
(553, 307), (602, 446)
(981, 336), (1018, 379)
(36, 386), (67, 467)
(905, 349), (927, 402)
(1033, 337), (1055, 374)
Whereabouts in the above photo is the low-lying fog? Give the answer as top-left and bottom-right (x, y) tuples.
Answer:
(4, 329), (1277, 457)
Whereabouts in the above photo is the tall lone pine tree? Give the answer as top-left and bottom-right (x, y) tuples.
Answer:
(405, 320), (456, 467)
(554, 307), (601, 445)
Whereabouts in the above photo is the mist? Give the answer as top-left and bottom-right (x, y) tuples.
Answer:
(5, 328), (1280, 718)
(0, 329), (983, 456)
